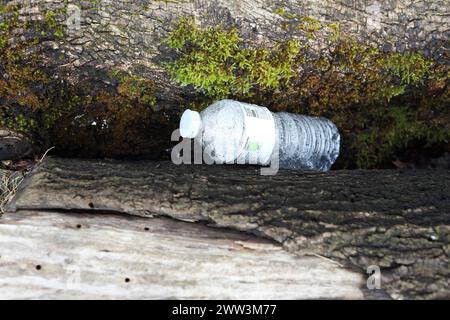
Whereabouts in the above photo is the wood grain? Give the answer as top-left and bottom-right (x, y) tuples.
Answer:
(0, 211), (364, 299)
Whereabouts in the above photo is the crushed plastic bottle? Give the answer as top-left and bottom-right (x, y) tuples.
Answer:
(179, 99), (340, 171)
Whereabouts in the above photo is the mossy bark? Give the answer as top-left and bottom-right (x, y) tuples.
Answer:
(1, 0), (449, 161)
(6, 0), (447, 98)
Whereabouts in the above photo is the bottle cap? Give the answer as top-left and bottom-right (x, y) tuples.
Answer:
(180, 109), (202, 138)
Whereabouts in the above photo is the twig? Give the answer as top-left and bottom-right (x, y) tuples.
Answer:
(311, 253), (344, 267)
(38, 146), (55, 165)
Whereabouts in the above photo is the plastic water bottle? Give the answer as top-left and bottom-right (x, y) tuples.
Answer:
(179, 99), (340, 171)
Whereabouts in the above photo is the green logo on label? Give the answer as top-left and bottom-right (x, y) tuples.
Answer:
(248, 142), (260, 152)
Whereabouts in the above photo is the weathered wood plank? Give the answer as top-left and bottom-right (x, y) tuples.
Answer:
(8, 157), (450, 299)
(0, 211), (364, 299)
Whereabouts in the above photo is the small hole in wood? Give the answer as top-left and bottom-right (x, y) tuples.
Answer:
(125, 278), (130, 283)
(35, 265), (42, 271)
(76, 224), (82, 229)
(144, 227), (149, 231)
(88, 202), (94, 208)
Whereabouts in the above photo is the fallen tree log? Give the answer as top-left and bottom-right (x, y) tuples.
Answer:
(6, 0), (448, 89)
(8, 157), (450, 299)
(0, 211), (367, 299)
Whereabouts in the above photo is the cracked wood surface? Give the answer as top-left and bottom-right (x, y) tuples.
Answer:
(7, 157), (450, 299)
(0, 211), (365, 299)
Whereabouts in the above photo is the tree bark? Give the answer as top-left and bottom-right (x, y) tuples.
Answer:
(8, 157), (450, 299)
(1, 0), (449, 160)
(4, 0), (450, 105)
(0, 127), (34, 160)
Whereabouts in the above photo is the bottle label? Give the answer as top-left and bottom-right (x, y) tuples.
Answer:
(238, 102), (276, 165)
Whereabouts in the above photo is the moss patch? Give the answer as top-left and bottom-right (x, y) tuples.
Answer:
(165, 17), (302, 99)
(113, 72), (158, 108)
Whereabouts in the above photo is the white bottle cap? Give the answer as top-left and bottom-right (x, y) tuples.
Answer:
(180, 109), (202, 138)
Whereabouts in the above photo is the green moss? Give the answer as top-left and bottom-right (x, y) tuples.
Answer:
(386, 52), (433, 85)
(0, 3), (78, 143)
(115, 74), (157, 107)
(0, 4), (18, 50)
(0, 66), (85, 140)
(165, 17), (434, 108)
(275, 9), (324, 36)
(43, 10), (65, 38)
(53, 28), (64, 38)
(0, 114), (36, 134)
(354, 105), (450, 168)
(274, 8), (285, 15)
(298, 16), (322, 36)
(165, 17), (302, 99)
